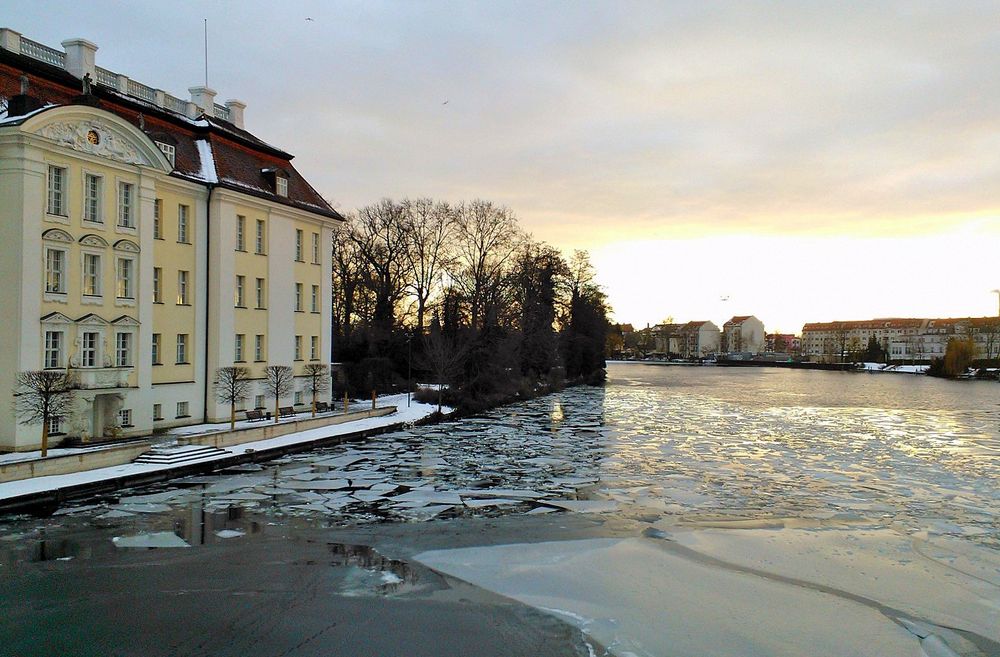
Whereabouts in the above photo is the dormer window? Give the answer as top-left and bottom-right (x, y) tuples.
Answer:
(156, 142), (176, 167)
(262, 167), (289, 197)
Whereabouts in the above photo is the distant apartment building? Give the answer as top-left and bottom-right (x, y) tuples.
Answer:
(678, 321), (720, 358)
(720, 315), (765, 354)
(801, 317), (1000, 362)
(652, 323), (684, 356)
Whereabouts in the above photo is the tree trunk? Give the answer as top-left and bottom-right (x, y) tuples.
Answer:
(274, 398), (280, 424)
(312, 390), (317, 418)
(40, 420), (49, 458)
(230, 404), (236, 431)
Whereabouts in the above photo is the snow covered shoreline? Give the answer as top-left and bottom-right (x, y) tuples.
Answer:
(0, 394), (449, 509)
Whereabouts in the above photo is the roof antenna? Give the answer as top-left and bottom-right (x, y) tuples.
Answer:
(203, 18), (209, 87)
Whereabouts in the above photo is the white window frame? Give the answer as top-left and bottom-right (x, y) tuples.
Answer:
(311, 232), (320, 264)
(47, 165), (67, 216)
(276, 176), (288, 197)
(83, 172), (103, 224)
(236, 215), (246, 251)
(82, 252), (102, 299)
(255, 277), (265, 309)
(153, 267), (162, 303)
(44, 246), (67, 295)
(81, 331), (100, 368)
(117, 181), (135, 229)
(311, 285), (319, 313)
(235, 275), (246, 307)
(176, 401), (189, 418)
(235, 333), (245, 361)
(255, 219), (265, 254)
(294, 391), (303, 405)
(176, 333), (188, 364)
(295, 229), (303, 261)
(115, 331), (133, 367)
(254, 334), (264, 361)
(116, 256), (135, 301)
(177, 205), (190, 243)
(254, 394), (265, 409)
(151, 333), (161, 365)
(295, 282), (303, 311)
(294, 335), (302, 361)
(119, 408), (133, 427)
(310, 335), (319, 361)
(153, 403), (163, 420)
(156, 142), (175, 167)
(153, 199), (163, 238)
(44, 330), (64, 369)
(48, 415), (63, 435)
(177, 270), (189, 305)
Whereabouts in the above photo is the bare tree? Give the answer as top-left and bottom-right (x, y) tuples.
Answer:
(401, 198), (455, 333)
(349, 199), (409, 332)
(332, 220), (371, 345)
(302, 363), (330, 417)
(264, 365), (295, 424)
(451, 199), (520, 329)
(419, 329), (466, 413)
(214, 366), (252, 430)
(13, 370), (76, 457)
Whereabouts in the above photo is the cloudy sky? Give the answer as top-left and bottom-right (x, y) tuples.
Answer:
(8, 1), (1000, 331)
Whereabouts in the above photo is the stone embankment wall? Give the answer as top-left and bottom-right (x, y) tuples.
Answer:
(0, 442), (152, 483)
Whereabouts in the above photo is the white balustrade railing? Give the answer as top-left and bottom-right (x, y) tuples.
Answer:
(19, 37), (65, 67)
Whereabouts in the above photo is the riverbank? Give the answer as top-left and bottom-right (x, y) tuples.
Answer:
(0, 394), (448, 515)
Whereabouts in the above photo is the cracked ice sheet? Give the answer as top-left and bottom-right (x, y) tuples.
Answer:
(415, 538), (924, 657)
(670, 526), (1000, 644)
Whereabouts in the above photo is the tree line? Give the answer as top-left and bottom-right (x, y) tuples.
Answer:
(332, 197), (610, 411)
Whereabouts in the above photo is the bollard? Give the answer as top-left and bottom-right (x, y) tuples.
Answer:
(344, 391), (349, 415)
(371, 389), (376, 410)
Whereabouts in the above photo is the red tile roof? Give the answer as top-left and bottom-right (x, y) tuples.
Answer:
(0, 49), (343, 221)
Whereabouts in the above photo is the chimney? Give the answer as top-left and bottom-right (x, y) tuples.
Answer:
(0, 28), (21, 53)
(61, 38), (98, 80)
(225, 99), (246, 128)
(188, 86), (217, 117)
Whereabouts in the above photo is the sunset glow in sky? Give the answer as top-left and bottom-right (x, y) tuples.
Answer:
(9, 2), (999, 331)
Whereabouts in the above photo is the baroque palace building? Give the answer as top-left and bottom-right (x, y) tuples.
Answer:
(0, 29), (344, 451)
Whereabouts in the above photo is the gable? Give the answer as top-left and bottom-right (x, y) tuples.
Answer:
(18, 105), (172, 172)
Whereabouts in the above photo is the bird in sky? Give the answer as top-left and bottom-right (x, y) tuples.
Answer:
(305, 17), (314, 21)
(442, 100), (449, 105)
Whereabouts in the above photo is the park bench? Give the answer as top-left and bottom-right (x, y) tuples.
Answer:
(245, 409), (269, 422)
(315, 401), (330, 413)
(278, 406), (296, 419)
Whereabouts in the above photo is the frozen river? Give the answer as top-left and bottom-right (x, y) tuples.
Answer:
(5, 362), (997, 554)
(3, 363), (999, 656)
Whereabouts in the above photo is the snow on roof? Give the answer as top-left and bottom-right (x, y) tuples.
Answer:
(194, 139), (217, 183)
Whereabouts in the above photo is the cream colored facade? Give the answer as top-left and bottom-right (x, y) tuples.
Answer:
(0, 31), (341, 451)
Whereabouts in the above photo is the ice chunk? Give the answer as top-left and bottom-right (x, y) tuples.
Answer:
(283, 479), (351, 491)
(542, 500), (619, 514)
(214, 529), (246, 539)
(112, 532), (190, 548)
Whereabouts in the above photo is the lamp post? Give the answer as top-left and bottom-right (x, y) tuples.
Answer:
(406, 332), (412, 408)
